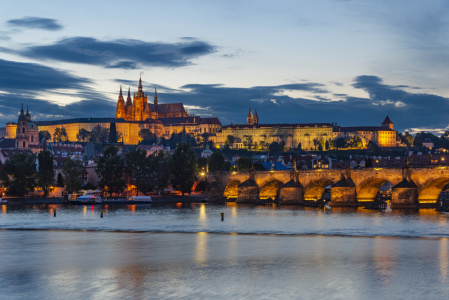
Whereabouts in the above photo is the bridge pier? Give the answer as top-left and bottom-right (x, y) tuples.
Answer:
(278, 179), (304, 204)
(330, 174), (357, 207)
(236, 178), (260, 203)
(390, 178), (419, 209)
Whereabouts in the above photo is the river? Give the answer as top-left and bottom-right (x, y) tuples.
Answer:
(1, 203), (448, 299)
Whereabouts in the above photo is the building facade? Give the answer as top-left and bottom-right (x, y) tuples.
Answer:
(215, 112), (398, 150)
(7, 77), (222, 145)
(15, 105), (39, 150)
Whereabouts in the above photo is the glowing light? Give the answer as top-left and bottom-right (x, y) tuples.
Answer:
(176, 202), (183, 208)
(419, 200), (437, 204)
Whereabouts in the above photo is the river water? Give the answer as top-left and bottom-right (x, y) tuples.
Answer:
(1, 203), (449, 299)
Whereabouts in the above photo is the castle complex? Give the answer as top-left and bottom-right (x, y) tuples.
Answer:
(116, 76), (188, 121)
(215, 112), (397, 150)
(0, 76), (398, 150)
(1, 77), (221, 145)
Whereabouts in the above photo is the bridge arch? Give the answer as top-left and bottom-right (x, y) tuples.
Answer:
(259, 180), (284, 199)
(357, 177), (391, 202)
(304, 178), (334, 201)
(418, 177), (449, 204)
(224, 180), (241, 199)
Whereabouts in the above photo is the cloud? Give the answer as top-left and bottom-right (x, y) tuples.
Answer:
(0, 59), (91, 93)
(152, 76), (449, 132)
(7, 17), (62, 31)
(11, 37), (216, 69)
(0, 59), (115, 125)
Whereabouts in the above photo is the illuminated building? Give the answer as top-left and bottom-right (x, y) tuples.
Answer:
(215, 112), (398, 150)
(4, 77), (222, 145)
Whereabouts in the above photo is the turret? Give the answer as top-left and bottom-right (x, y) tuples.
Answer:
(247, 108), (253, 125)
(154, 87), (158, 106)
(116, 86), (126, 119)
(126, 87), (132, 106)
(382, 115), (394, 130)
(253, 109), (259, 125)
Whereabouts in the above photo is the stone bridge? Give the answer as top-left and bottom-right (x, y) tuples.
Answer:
(206, 167), (449, 208)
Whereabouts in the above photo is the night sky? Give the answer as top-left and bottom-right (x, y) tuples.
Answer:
(1, 0), (448, 133)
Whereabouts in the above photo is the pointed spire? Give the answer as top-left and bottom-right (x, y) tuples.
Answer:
(119, 85), (123, 97)
(20, 103), (24, 115)
(26, 105), (29, 114)
(126, 87), (132, 106)
(154, 87), (158, 105)
(247, 107), (253, 117)
(138, 74), (142, 91)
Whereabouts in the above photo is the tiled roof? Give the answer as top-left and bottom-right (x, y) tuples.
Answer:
(160, 117), (200, 125)
(223, 123), (334, 129)
(0, 138), (16, 149)
(37, 118), (162, 126)
(199, 118), (222, 125)
(336, 126), (395, 132)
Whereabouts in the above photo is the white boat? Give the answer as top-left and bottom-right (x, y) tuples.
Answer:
(71, 194), (102, 204)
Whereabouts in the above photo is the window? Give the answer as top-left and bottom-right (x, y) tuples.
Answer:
(23, 141), (26, 147)
(22, 127), (25, 133)
(31, 136), (33, 142)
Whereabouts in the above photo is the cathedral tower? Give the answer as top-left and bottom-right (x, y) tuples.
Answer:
(133, 75), (149, 121)
(382, 115), (394, 130)
(16, 105), (38, 149)
(247, 108), (253, 125)
(253, 109), (259, 125)
(116, 86), (126, 119)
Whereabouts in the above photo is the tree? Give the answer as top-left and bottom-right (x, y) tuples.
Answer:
(197, 157), (208, 170)
(313, 138), (320, 150)
(76, 128), (91, 142)
(96, 145), (126, 196)
(201, 132), (210, 146)
(171, 143), (197, 196)
(168, 132), (197, 148)
(399, 131), (414, 147)
(244, 135), (253, 150)
(3, 152), (36, 197)
(325, 140), (330, 151)
(152, 150), (171, 194)
(138, 129), (157, 145)
(39, 130), (51, 143)
(90, 125), (109, 144)
(53, 127), (68, 142)
(63, 158), (84, 194)
(208, 151), (225, 172)
(334, 137), (346, 149)
(37, 150), (54, 196)
(236, 157), (252, 171)
(57, 173), (64, 187)
(226, 135), (235, 147)
(269, 142), (283, 153)
(349, 136), (363, 149)
(126, 148), (154, 195)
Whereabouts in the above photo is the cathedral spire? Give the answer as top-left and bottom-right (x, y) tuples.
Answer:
(154, 87), (158, 105)
(253, 109), (258, 124)
(137, 74), (144, 97)
(126, 87), (132, 106)
(20, 103), (24, 115)
(119, 85), (123, 97)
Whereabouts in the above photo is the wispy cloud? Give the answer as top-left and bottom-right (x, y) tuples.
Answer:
(7, 17), (63, 31)
(8, 37), (216, 69)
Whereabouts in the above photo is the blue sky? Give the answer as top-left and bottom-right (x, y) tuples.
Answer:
(0, 0), (448, 133)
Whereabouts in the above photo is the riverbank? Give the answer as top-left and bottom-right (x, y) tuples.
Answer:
(1, 194), (210, 205)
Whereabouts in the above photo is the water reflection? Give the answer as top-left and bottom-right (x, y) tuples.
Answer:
(440, 238), (449, 297)
(195, 232), (208, 266)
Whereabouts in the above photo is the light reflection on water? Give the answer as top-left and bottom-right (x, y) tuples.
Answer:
(1, 204), (449, 299)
